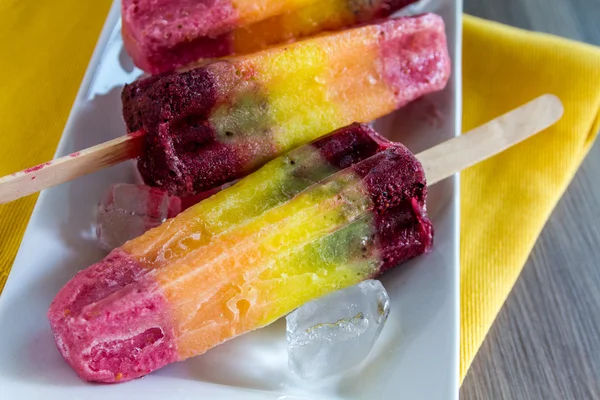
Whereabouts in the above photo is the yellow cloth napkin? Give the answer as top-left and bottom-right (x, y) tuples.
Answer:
(460, 16), (600, 381)
(0, 2), (599, 383)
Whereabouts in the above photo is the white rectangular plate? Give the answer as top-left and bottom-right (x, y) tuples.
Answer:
(0, 0), (461, 398)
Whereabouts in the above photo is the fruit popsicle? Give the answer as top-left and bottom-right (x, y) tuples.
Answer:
(122, 14), (450, 197)
(122, 0), (419, 73)
(48, 137), (432, 383)
(122, 0), (319, 75)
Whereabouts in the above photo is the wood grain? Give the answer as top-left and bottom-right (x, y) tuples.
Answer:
(418, 95), (563, 185)
(0, 131), (144, 205)
(461, 1), (600, 399)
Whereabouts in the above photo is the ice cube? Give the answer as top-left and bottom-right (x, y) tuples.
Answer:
(286, 279), (390, 380)
(96, 184), (181, 251)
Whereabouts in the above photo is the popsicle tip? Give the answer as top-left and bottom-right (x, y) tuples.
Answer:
(541, 94), (564, 122)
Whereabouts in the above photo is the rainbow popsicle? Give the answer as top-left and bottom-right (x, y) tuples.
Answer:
(122, 0), (419, 73)
(122, 14), (450, 197)
(48, 127), (432, 383)
(47, 123), (394, 381)
(122, 0), (319, 74)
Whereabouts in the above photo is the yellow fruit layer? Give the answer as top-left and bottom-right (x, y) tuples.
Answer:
(123, 144), (335, 266)
(151, 171), (375, 358)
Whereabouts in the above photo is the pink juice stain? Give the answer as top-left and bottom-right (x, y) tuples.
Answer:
(128, 130), (145, 139)
(24, 162), (51, 174)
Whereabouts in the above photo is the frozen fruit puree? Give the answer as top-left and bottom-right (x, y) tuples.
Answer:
(48, 124), (433, 383)
(122, 14), (451, 197)
(122, 0), (420, 73)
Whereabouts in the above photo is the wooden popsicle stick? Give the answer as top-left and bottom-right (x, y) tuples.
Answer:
(0, 94), (563, 206)
(0, 131), (145, 204)
(417, 94), (564, 185)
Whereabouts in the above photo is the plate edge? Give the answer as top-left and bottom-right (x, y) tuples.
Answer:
(451, 0), (463, 398)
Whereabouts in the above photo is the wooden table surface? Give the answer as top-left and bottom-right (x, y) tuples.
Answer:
(461, 0), (600, 399)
